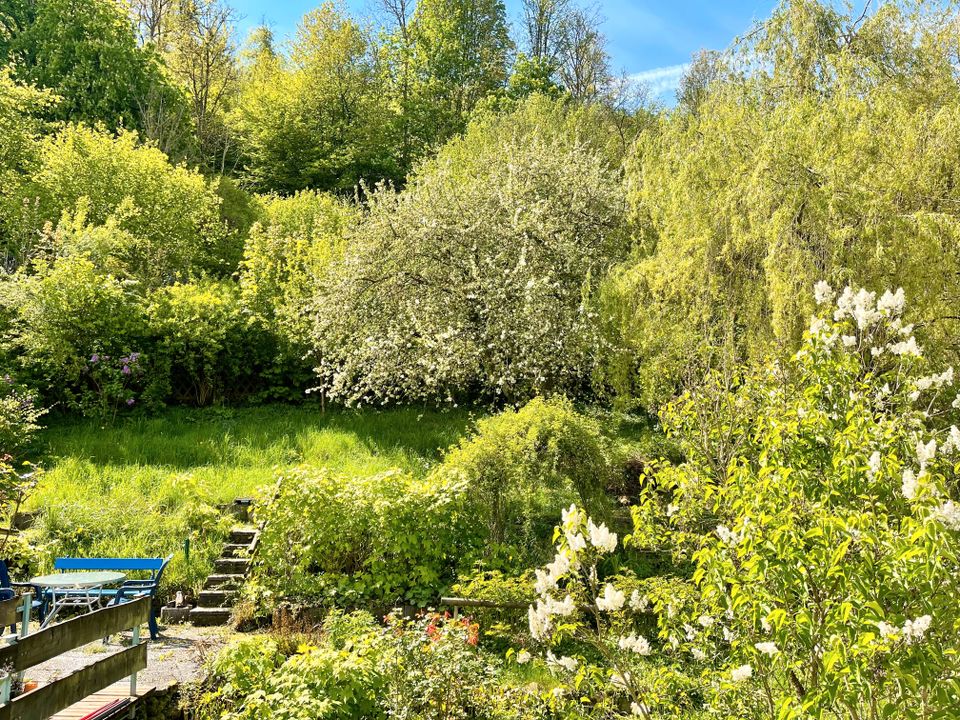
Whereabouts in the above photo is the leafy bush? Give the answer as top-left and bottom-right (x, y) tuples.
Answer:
(252, 467), (482, 606)
(435, 396), (617, 559)
(3, 256), (162, 415)
(449, 569), (534, 651)
(26, 126), (232, 284)
(239, 191), (355, 388)
(0, 70), (52, 264)
(0, 375), (45, 462)
(624, 284), (960, 718)
(309, 94), (629, 406)
(193, 610), (545, 720)
(519, 504), (706, 719)
(0, 375), (45, 547)
(147, 280), (247, 406)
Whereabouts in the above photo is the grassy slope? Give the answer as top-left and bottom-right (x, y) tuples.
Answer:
(25, 405), (478, 593)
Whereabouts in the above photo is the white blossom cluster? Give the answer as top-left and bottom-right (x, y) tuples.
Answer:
(902, 615), (933, 644)
(308, 127), (627, 407)
(715, 520), (749, 548)
(524, 505), (663, 715)
(527, 505), (623, 641)
(877, 614), (932, 644)
(932, 500), (960, 531)
(808, 282), (920, 358)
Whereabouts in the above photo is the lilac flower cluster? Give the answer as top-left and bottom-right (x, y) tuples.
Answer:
(87, 351), (143, 409)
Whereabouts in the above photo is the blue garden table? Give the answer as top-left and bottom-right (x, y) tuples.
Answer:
(30, 571), (126, 628)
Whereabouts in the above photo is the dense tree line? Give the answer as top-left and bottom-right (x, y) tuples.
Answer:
(3, 0), (960, 417)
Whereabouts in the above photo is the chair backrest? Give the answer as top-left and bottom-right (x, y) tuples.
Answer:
(54, 557), (167, 577)
(153, 554), (174, 585)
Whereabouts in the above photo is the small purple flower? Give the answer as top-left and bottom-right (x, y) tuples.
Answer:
(126, 398), (135, 406)
(129, 352), (141, 364)
(121, 365), (131, 375)
(90, 354), (100, 364)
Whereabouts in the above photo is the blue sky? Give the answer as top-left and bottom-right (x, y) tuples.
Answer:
(230, 0), (780, 100)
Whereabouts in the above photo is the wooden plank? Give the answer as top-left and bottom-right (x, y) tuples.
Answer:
(0, 643), (147, 720)
(0, 598), (150, 673)
(0, 596), (22, 629)
(440, 596), (529, 610)
(50, 682), (154, 720)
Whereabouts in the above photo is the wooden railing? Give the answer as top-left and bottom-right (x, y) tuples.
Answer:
(439, 596), (529, 619)
(0, 596), (150, 720)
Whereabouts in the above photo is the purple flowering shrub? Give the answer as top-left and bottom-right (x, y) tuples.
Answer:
(83, 350), (150, 419)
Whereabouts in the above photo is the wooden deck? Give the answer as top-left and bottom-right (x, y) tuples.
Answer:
(49, 682), (154, 720)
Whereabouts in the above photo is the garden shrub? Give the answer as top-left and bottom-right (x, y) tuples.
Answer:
(0, 70), (51, 265)
(0, 374), (45, 462)
(240, 191), (355, 347)
(449, 569), (534, 652)
(253, 467), (483, 606)
(194, 609), (545, 720)
(434, 396), (617, 561)
(145, 279), (308, 406)
(195, 610), (386, 719)
(4, 256), (163, 415)
(239, 191), (356, 398)
(0, 374), (45, 553)
(27, 125), (233, 285)
(621, 284), (960, 717)
(147, 280), (246, 406)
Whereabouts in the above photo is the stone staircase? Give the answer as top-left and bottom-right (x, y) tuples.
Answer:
(190, 527), (258, 626)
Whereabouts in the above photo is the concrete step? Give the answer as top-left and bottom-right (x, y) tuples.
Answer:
(221, 543), (251, 558)
(190, 607), (232, 626)
(204, 573), (245, 590)
(197, 589), (237, 608)
(230, 528), (257, 545)
(215, 557), (250, 574)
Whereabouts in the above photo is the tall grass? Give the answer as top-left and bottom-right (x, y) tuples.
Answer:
(24, 405), (478, 594)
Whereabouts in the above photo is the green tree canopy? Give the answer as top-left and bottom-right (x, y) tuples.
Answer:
(27, 125), (232, 285)
(230, 3), (395, 193)
(0, 0), (182, 132)
(605, 0), (960, 408)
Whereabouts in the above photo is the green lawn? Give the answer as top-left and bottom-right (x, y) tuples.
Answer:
(24, 405), (479, 593)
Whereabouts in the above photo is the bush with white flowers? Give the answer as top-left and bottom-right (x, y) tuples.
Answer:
(633, 283), (960, 718)
(523, 505), (704, 719)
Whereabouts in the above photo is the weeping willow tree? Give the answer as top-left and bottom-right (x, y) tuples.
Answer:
(604, 0), (960, 408)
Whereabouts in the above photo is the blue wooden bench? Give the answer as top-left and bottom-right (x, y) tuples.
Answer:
(51, 556), (173, 639)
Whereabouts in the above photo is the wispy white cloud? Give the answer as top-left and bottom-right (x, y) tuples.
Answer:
(630, 63), (691, 98)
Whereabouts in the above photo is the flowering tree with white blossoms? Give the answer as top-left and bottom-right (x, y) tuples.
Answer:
(523, 505), (701, 719)
(633, 284), (960, 718)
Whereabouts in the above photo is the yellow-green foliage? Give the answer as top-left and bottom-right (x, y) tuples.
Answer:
(6, 256), (149, 408)
(435, 396), (617, 552)
(607, 0), (960, 407)
(253, 467), (483, 605)
(28, 126), (231, 284)
(239, 191), (357, 348)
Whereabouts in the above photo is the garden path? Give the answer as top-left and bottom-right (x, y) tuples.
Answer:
(22, 623), (242, 692)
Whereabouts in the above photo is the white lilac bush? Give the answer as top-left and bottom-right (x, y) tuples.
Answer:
(523, 505), (701, 719)
(530, 284), (960, 719)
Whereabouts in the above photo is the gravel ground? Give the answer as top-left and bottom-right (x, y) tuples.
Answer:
(23, 622), (243, 691)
